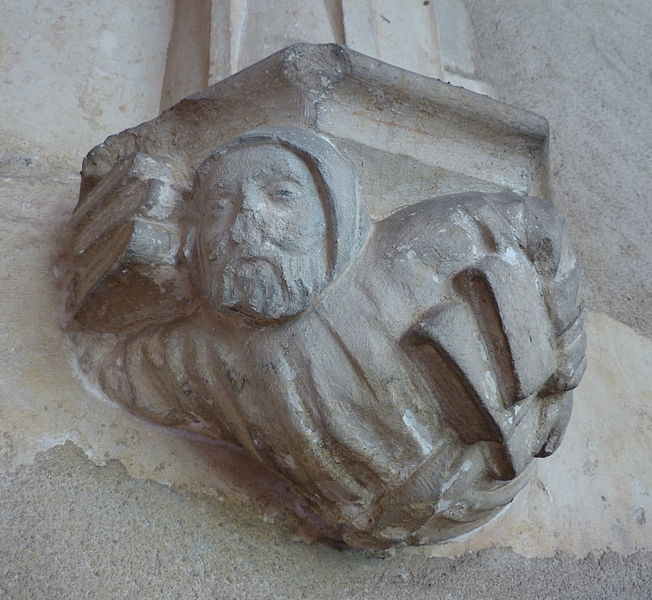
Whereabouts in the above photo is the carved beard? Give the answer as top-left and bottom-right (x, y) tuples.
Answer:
(206, 242), (328, 321)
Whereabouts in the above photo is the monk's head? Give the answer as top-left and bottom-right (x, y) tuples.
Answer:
(189, 127), (369, 320)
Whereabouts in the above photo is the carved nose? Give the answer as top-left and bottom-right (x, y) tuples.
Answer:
(231, 213), (261, 246)
(240, 182), (265, 212)
(231, 189), (265, 244)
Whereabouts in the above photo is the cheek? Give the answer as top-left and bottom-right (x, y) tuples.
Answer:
(279, 199), (325, 235)
(272, 213), (325, 250)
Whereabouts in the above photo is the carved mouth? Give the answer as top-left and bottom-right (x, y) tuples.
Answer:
(219, 256), (288, 317)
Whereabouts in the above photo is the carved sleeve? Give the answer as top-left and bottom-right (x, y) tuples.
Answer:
(401, 193), (585, 472)
(450, 192), (586, 400)
(520, 195), (586, 394)
(94, 315), (237, 443)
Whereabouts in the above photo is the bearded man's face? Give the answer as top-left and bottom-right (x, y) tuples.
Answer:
(193, 145), (328, 320)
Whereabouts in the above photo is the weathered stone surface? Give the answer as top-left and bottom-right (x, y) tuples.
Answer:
(1, 442), (650, 600)
(0, 0), (175, 168)
(78, 43), (550, 205)
(161, 0), (443, 108)
(0, 149), (648, 560)
(60, 45), (584, 548)
(1, 3), (650, 597)
(460, 0), (652, 339)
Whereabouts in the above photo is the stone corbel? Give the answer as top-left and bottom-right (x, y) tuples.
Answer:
(61, 44), (585, 549)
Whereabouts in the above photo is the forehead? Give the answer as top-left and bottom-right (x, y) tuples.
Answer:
(206, 144), (313, 182)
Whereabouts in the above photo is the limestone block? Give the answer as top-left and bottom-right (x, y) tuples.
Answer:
(59, 45), (585, 548)
(340, 0), (442, 79)
(0, 0), (175, 167)
(81, 44), (550, 209)
(0, 6), (649, 592)
(160, 0), (211, 112)
(434, 0), (494, 95)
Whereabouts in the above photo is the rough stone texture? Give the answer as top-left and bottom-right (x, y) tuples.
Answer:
(63, 117), (585, 546)
(1, 1), (651, 596)
(0, 152), (648, 557)
(2, 443), (650, 600)
(460, 0), (652, 338)
(0, 0), (175, 168)
(0, 443), (652, 600)
(60, 45), (586, 546)
(79, 43), (552, 206)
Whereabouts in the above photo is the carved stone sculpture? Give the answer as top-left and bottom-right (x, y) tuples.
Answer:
(62, 44), (586, 549)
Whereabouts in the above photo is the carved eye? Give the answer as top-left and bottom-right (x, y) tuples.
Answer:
(267, 182), (302, 202)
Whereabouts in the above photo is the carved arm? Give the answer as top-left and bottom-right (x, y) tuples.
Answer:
(66, 153), (193, 331)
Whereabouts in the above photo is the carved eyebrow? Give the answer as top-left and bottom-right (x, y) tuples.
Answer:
(263, 178), (305, 189)
(256, 171), (308, 186)
(249, 159), (307, 182)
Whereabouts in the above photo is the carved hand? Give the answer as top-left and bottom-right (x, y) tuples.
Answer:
(67, 153), (190, 328)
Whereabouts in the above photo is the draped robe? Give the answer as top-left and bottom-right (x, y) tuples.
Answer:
(75, 191), (585, 547)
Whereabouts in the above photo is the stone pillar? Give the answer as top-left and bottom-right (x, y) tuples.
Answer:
(160, 0), (443, 109)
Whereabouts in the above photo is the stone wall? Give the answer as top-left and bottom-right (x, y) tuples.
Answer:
(1, 1), (650, 598)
